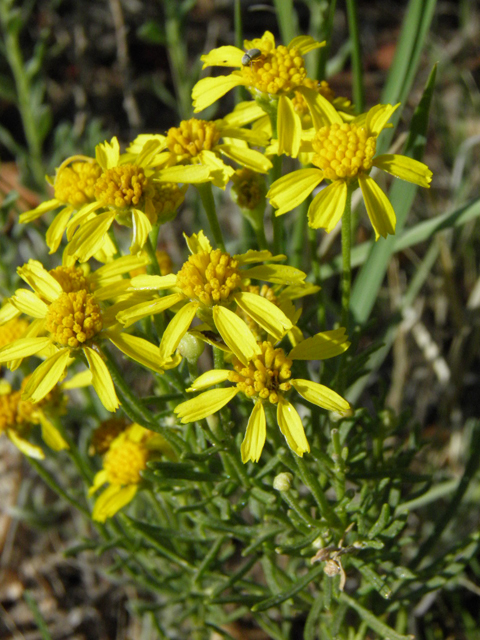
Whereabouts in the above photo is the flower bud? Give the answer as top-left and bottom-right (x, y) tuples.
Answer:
(178, 333), (205, 363)
(273, 472), (293, 492)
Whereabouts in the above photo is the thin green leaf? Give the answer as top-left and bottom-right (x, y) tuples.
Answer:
(339, 592), (414, 640)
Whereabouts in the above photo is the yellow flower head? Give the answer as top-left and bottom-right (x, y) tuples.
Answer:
(54, 158), (102, 206)
(118, 230), (308, 366)
(132, 118), (272, 190)
(192, 32), (334, 157)
(268, 103), (433, 239)
(89, 423), (175, 522)
(174, 326), (352, 463)
(0, 378), (68, 459)
(0, 256), (175, 412)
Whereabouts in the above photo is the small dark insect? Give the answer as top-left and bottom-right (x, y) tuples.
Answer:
(241, 48), (262, 66)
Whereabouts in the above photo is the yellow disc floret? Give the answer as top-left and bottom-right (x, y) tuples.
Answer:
(241, 45), (307, 95)
(103, 432), (149, 485)
(229, 341), (292, 404)
(0, 318), (29, 348)
(49, 266), (89, 293)
(312, 122), (377, 181)
(54, 161), (102, 207)
(46, 290), (103, 347)
(166, 119), (221, 163)
(176, 250), (242, 306)
(94, 164), (147, 208)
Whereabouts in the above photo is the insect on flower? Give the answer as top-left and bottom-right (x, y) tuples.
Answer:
(241, 48), (262, 66)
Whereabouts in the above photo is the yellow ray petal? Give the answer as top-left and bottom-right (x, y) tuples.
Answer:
(291, 378), (351, 413)
(174, 387), (239, 424)
(8, 430), (45, 459)
(297, 85), (343, 128)
(198, 150), (234, 189)
(22, 349), (72, 404)
(200, 45), (244, 68)
(234, 250), (285, 265)
(92, 484), (138, 522)
(358, 173), (396, 240)
(308, 180), (347, 232)
(37, 413), (69, 451)
(92, 254), (148, 281)
(289, 328), (350, 360)
(192, 75), (246, 113)
(0, 336), (52, 362)
(241, 400), (266, 463)
(95, 136), (120, 169)
(155, 164), (211, 183)
(130, 209), (152, 255)
(184, 230), (212, 255)
(217, 144), (272, 173)
(66, 211), (116, 263)
(159, 301), (199, 362)
(212, 306), (260, 366)
(0, 302), (21, 325)
(17, 260), (63, 302)
(107, 331), (166, 374)
(46, 206), (74, 253)
(10, 289), (49, 318)
(277, 95), (302, 157)
(364, 103), (400, 137)
(277, 396), (310, 456)
(62, 369), (93, 389)
(223, 101), (266, 127)
(117, 294), (184, 328)
(372, 154), (432, 188)
(242, 264), (306, 285)
(268, 168), (323, 216)
(186, 369), (231, 392)
(288, 35), (325, 55)
(19, 198), (60, 224)
(84, 346), (120, 412)
(130, 273), (178, 291)
(233, 292), (292, 341)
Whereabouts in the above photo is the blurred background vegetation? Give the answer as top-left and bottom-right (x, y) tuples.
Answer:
(1, 1), (480, 639)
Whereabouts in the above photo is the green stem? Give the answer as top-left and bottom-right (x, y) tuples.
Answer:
(197, 182), (226, 251)
(265, 104), (284, 255)
(308, 226), (326, 331)
(295, 456), (342, 530)
(145, 234), (161, 276)
(345, 0), (365, 114)
(341, 188), (353, 329)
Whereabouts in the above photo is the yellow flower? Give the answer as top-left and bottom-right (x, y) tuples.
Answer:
(117, 230), (308, 366)
(129, 118), (272, 190)
(89, 417), (128, 455)
(192, 32), (335, 157)
(19, 156), (103, 254)
(0, 257), (178, 411)
(89, 423), (175, 522)
(0, 378), (68, 459)
(267, 103), (433, 239)
(174, 327), (351, 463)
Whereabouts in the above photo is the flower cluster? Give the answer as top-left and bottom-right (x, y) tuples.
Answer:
(0, 28), (433, 525)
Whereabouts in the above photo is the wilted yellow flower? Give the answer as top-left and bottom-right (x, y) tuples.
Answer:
(117, 230), (308, 366)
(0, 257), (178, 411)
(89, 417), (128, 455)
(268, 103), (433, 239)
(175, 327), (351, 463)
(0, 378), (68, 459)
(89, 423), (175, 521)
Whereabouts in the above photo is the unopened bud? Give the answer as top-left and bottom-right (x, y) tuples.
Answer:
(178, 333), (204, 363)
(273, 472), (293, 492)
